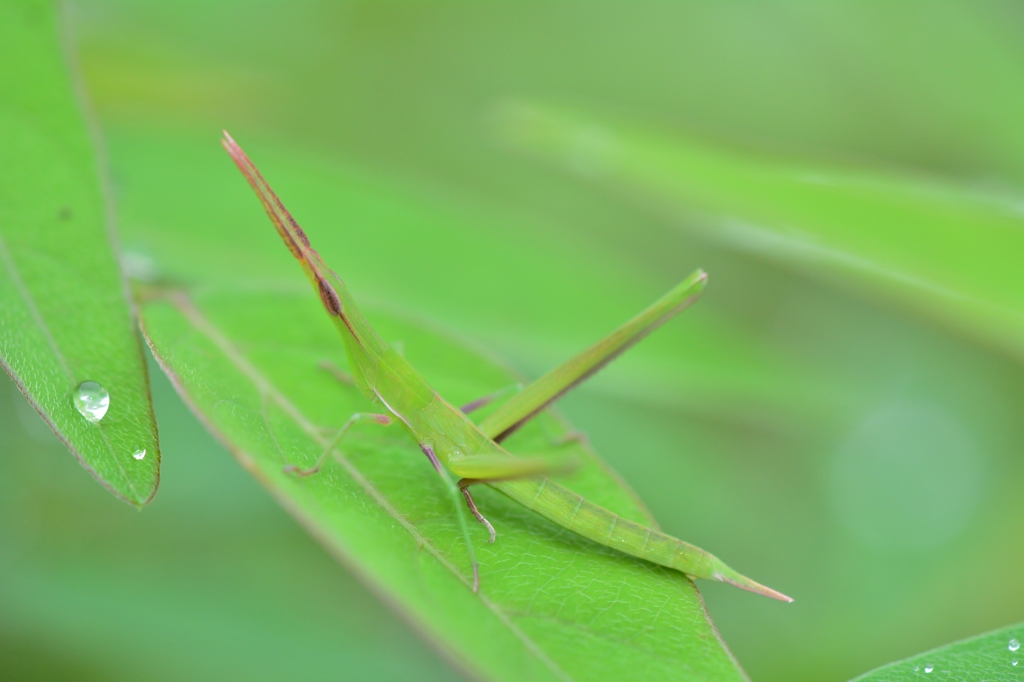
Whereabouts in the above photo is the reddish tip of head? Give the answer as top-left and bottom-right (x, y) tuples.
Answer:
(221, 131), (243, 159)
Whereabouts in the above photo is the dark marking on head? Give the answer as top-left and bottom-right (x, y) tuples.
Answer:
(317, 276), (343, 316)
(317, 272), (360, 340)
(287, 216), (311, 247)
(314, 276), (358, 344)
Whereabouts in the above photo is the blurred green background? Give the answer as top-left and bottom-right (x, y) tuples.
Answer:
(4, 1), (1024, 680)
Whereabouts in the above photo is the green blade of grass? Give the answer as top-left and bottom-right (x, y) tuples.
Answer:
(0, 0), (159, 505)
(851, 621), (1024, 681)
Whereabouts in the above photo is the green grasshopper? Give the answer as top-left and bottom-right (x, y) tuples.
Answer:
(222, 132), (791, 602)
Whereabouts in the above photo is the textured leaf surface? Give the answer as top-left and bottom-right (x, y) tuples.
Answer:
(500, 104), (1024, 362)
(0, 0), (158, 505)
(141, 288), (745, 681)
(852, 621), (1024, 681)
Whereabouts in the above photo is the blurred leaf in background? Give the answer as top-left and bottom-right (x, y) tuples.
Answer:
(3, 0), (1024, 680)
(496, 101), (1024, 364)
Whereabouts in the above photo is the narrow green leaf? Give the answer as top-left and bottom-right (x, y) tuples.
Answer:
(0, 0), (159, 505)
(852, 621), (1024, 681)
(498, 103), (1024, 362)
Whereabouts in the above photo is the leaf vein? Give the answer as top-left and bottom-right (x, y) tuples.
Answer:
(169, 292), (571, 682)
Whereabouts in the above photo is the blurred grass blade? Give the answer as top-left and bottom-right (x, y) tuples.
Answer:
(851, 621), (1024, 680)
(140, 285), (747, 681)
(499, 102), (1024, 362)
(0, 1), (159, 506)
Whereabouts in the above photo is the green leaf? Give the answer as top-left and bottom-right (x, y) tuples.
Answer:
(0, 0), (159, 506)
(140, 289), (746, 681)
(852, 621), (1024, 681)
(498, 103), (1024, 362)
(127, 130), (760, 679)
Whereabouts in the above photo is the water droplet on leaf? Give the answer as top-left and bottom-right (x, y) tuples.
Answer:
(121, 249), (160, 283)
(132, 448), (146, 460)
(1010, 638), (1020, 652)
(73, 381), (109, 422)
(924, 664), (933, 673)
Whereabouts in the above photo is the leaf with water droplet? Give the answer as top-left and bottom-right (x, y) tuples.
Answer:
(0, 1), (159, 505)
(852, 621), (1024, 681)
(74, 381), (110, 422)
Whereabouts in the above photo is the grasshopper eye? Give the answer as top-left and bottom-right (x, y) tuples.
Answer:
(286, 215), (311, 248)
(317, 276), (342, 316)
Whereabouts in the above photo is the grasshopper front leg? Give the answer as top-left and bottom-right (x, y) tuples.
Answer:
(285, 412), (392, 476)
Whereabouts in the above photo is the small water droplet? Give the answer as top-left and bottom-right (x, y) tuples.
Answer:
(913, 666), (919, 672)
(1012, 659), (1018, 667)
(924, 664), (933, 673)
(1010, 638), (1021, 652)
(132, 448), (146, 460)
(121, 249), (160, 283)
(73, 381), (109, 422)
